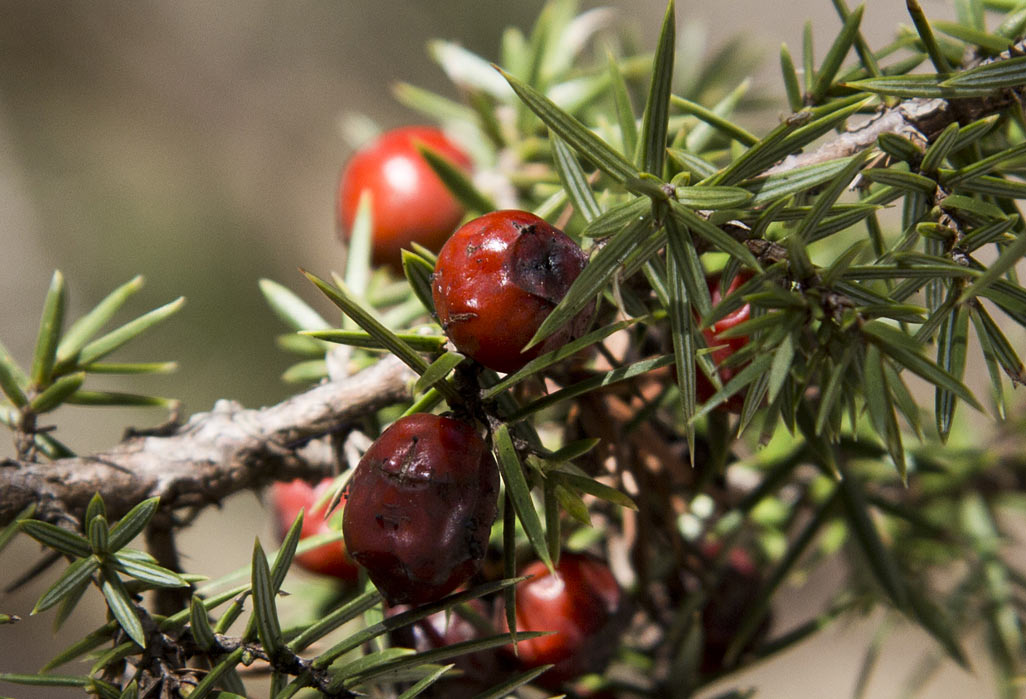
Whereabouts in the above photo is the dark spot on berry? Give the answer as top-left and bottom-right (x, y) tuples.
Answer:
(396, 437), (420, 482)
(375, 510), (408, 531)
(508, 228), (586, 304)
(512, 221), (537, 236)
(431, 210), (591, 373)
(441, 312), (478, 330)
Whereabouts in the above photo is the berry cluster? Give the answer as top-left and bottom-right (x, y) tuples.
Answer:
(269, 125), (759, 691)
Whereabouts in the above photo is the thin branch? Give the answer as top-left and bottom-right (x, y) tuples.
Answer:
(764, 92), (1016, 175)
(767, 41), (1026, 176)
(0, 356), (416, 527)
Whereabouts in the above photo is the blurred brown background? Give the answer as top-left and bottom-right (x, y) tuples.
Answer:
(1, 1), (995, 697)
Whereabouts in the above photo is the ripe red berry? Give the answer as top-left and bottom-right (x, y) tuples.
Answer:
(499, 553), (623, 687)
(337, 126), (471, 268)
(696, 271), (753, 411)
(342, 413), (499, 605)
(432, 210), (591, 374)
(269, 478), (358, 581)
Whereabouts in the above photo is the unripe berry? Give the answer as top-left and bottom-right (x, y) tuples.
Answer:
(342, 413), (499, 605)
(269, 478), (358, 582)
(432, 210), (591, 373)
(338, 126), (471, 268)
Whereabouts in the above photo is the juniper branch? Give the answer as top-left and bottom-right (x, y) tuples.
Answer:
(767, 42), (1026, 175)
(765, 92), (1018, 175)
(0, 356), (415, 527)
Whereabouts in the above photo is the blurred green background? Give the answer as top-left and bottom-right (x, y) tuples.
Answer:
(3, 1), (990, 697)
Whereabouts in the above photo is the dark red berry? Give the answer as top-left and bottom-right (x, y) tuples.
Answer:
(338, 126), (471, 268)
(432, 210), (591, 374)
(342, 413), (499, 605)
(269, 478), (358, 582)
(498, 553), (623, 687)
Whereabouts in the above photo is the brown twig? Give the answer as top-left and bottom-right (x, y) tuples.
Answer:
(764, 92), (1018, 176)
(765, 40), (1026, 177)
(0, 356), (415, 528)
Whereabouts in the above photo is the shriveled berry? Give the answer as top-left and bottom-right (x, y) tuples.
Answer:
(432, 210), (591, 374)
(342, 413), (499, 605)
(269, 478), (358, 582)
(498, 553), (623, 687)
(338, 126), (471, 268)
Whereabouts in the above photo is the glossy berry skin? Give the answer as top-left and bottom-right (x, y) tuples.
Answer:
(696, 271), (753, 412)
(432, 210), (590, 374)
(269, 479), (359, 581)
(338, 126), (471, 268)
(342, 413), (499, 606)
(499, 553), (623, 687)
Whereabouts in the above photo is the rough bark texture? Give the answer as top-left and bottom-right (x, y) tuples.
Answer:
(765, 92), (1020, 176)
(766, 41), (1026, 176)
(0, 356), (415, 527)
